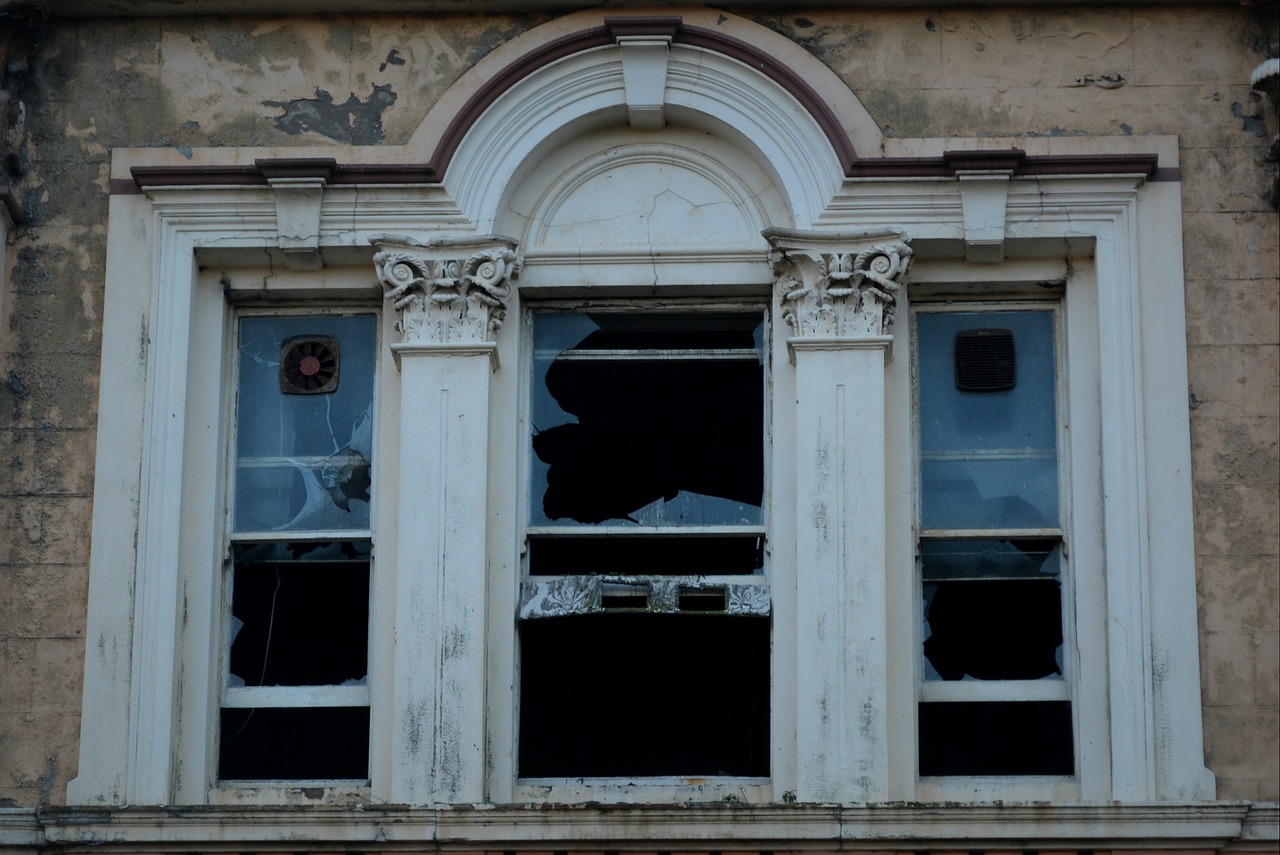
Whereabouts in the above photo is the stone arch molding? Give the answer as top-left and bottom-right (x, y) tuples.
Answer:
(423, 10), (882, 238)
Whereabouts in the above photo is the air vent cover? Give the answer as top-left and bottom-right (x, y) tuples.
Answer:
(954, 328), (1016, 392)
(280, 336), (340, 394)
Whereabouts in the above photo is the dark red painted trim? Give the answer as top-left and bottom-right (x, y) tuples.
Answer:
(428, 25), (614, 179)
(328, 164), (440, 184)
(604, 15), (682, 40)
(126, 162), (442, 192)
(131, 165), (265, 187)
(1014, 152), (1159, 177)
(943, 149), (1027, 172)
(0, 186), (26, 226)
(254, 157), (337, 181)
(848, 150), (1161, 180)
(674, 23), (860, 172)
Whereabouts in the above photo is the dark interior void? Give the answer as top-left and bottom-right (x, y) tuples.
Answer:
(533, 319), (763, 525)
(528, 535), (764, 575)
(566, 312), (762, 350)
(918, 701), (1074, 776)
(519, 614), (770, 778)
(218, 706), (369, 780)
(230, 543), (369, 686)
(923, 579), (1062, 680)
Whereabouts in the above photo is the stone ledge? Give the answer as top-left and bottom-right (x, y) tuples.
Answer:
(0, 802), (1275, 850)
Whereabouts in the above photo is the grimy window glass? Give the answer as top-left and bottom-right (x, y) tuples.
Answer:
(220, 313), (376, 783)
(234, 315), (376, 533)
(520, 310), (769, 778)
(917, 311), (1058, 531)
(915, 307), (1072, 777)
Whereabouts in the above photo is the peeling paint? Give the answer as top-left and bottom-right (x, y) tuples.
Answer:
(1074, 73), (1127, 88)
(1231, 101), (1268, 137)
(379, 48), (405, 72)
(265, 83), (397, 145)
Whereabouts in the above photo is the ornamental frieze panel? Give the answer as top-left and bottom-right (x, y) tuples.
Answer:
(763, 227), (913, 339)
(371, 234), (522, 345)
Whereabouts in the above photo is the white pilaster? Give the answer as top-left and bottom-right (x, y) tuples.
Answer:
(765, 227), (911, 803)
(371, 234), (520, 804)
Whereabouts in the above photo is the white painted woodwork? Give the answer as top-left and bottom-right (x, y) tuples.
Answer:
(792, 336), (891, 802)
(616, 35), (671, 129)
(267, 176), (325, 270)
(955, 171), (1012, 263)
(387, 343), (492, 804)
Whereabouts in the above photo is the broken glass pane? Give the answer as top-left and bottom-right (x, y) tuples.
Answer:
(228, 541), (370, 687)
(219, 706), (369, 780)
(529, 312), (765, 528)
(918, 311), (1058, 530)
(519, 613), (770, 778)
(234, 315), (375, 533)
(922, 577), (1063, 680)
(918, 701), (1073, 776)
(528, 534), (763, 576)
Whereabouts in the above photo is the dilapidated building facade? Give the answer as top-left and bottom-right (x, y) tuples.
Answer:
(0, 1), (1277, 852)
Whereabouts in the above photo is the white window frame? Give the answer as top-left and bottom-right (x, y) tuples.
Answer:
(215, 306), (381, 788)
(510, 299), (776, 801)
(902, 280), (1104, 801)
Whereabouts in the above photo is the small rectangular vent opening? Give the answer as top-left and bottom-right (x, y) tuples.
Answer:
(601, 582), (650, 610)
(678, 586), (727, 612)
(954, 328), (1016, 392)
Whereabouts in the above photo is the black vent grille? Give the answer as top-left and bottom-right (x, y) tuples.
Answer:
(280, 337), (340, 394)
(954, 328), (1016, 392)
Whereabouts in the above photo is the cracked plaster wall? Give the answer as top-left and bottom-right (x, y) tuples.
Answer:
(0, 5), (1275, 807)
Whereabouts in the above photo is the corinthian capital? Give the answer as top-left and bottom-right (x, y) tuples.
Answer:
(763, 227), (912, 339)
(371, 234), (522, 345)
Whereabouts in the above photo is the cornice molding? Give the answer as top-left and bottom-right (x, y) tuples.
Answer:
(13, 802), (1275, 849)
(44, 0), (1245, 16)
(118, 151), (1170, 198)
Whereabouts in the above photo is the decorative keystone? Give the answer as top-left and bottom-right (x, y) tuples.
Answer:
(371, 234), (521, 348)
(763, 227), (913, 341)
(257, 159), (337, 270)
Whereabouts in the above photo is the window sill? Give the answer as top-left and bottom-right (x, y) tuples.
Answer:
(22, 802), (1276, 849)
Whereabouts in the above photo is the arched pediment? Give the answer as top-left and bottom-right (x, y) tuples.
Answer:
(410, 10), (883, 233)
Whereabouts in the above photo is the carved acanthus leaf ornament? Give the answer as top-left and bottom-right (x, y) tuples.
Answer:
(764, 228), (913, 338)
(371, 234), (522, 344)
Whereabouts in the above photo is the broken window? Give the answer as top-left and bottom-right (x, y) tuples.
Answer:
(519, 310), (770, 779)
(914, 308), (1073, 777)
(219, 313), (376, 782)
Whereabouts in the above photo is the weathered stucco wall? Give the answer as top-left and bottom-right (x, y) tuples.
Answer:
(0, 5), (1275, 807)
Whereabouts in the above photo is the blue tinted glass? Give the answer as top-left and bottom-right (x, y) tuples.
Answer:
(918, 310), (1058, 530)
(234, 315), (376, 532)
